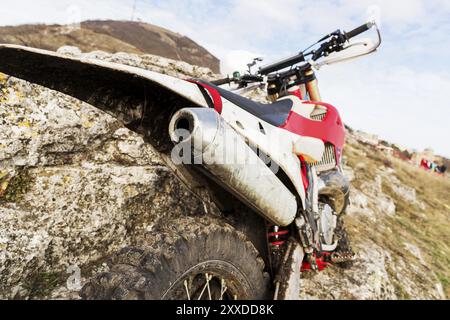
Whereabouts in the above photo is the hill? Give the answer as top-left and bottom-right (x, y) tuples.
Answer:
(0, 20), (220, 73)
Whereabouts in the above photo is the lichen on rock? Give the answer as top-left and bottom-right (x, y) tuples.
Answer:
(0, 47), (218, 299)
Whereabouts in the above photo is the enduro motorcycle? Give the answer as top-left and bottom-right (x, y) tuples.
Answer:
(0, 21), (381, 300)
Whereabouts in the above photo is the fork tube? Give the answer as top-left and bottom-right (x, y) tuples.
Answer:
(305, 69), (322, 102)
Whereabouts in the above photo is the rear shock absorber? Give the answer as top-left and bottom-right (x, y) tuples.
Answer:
(267, 224), (290, 248)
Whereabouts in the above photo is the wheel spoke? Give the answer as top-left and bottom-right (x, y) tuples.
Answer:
(206, 274), (212, 300)
(220, 278), (228, 300)
(197, 273), (212, 300)
(183, 279), (191, 301)
(169, 270), (239, 301)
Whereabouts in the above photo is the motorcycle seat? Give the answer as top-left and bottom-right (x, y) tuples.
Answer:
(207, 82), (293, 127)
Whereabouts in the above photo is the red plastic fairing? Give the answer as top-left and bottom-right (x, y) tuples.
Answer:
(301, 253), (331, 272)
(288, 88), (303, 100)
(279, 101), (345, 164)
(299, 156), (309, 190)
(186, 79), (223, 114)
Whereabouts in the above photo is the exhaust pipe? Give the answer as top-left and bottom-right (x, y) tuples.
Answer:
(169, 108), (297, 227)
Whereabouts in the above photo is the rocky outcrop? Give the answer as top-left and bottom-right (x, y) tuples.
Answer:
(300, 239), (444, 300)
(0, 49), (218, 299)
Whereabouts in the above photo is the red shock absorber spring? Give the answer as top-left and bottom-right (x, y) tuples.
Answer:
(267, 224), (290, 248)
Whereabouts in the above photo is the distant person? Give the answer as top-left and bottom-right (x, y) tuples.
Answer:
(430, 162), (437, 172)
(420, 159), (429, 170)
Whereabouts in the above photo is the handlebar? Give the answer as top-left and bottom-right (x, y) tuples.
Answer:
(258, 53), (305, 76)
(212, 22), (377, 88)
(211, 77), (233, 86)
(345, 21), (375, 40)
(211, 74), (264, 87)
(241, 74), (264, 82)
(258, 22), (376, 76)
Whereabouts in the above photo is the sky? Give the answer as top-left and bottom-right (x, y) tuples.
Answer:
(1, 0), (450, 157)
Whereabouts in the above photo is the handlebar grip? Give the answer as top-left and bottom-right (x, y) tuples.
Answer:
(345, 22), (374, 39)
(211, 77), (231, 86)
(241, 74), (264, 82)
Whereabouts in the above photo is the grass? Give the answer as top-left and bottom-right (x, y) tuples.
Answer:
(390, 158), (450, 297)
(344, 139), (450, 298)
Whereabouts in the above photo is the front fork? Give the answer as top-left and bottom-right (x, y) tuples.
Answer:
(305, 69), (322, 102)
(296, 162), (323, 271)
(293, 70), (332, 270)
(287, 68), (322, 102)
(296, 71), (324, 266)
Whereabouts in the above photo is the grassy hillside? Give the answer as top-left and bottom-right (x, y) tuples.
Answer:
(346, 141), (450, 297)
(301, 134), (449, 299)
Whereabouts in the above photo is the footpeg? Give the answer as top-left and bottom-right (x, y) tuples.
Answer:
(330, 251), (355, 264)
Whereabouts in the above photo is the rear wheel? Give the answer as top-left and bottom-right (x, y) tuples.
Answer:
(81, 217), (270, 300)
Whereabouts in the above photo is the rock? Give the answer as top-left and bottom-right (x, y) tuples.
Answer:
(343, 165), (355, 182)
(0, 47), (219, 299)
(359, 175), (396, 217)
(350, 190), (369, 209)
(241, 87), (271, 103)
(361, 175), (383, 195)
(110, 52), (143, 67)
(378, 194), (396, 216)
(394, 184), (417, 203)
(0, 164), (208, 299)
(347, 189), (376, 221)
(300, 241), (397, 300)
(73, 46), (218, 80)
(353, 131), (379, 146)
(300, 240), (444, 300)
(403, 242), (427, 266)
(56, 46), (82, 57)
(81, 50), (111, 61)
(378, 168), (426, 209)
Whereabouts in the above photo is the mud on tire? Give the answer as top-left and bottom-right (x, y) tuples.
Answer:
(81, 216), (271, 300)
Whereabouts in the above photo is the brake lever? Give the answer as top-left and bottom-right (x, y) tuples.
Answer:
(311, 24), (382, 70)
(317, 29), (341, 42)
(312, 32), (347, 60)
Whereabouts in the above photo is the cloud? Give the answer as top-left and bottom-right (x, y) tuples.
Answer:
(320, 59), (450, 155)
(0, 0), (449, 156)
(221, 50), (264, 75)
(0, 0), (143, 26)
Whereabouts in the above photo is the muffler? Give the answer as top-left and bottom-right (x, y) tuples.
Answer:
(169, 108), (297, 226)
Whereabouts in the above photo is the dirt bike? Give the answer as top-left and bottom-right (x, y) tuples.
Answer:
(0, 21), (381, 300)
